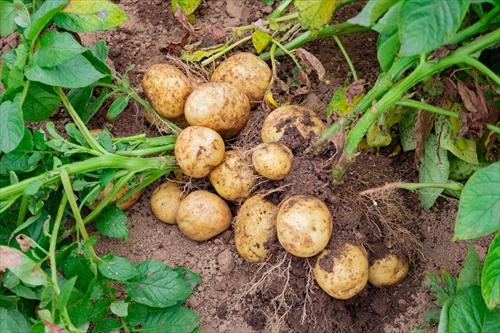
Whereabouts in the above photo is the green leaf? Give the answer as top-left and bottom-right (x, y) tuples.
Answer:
(294, 0), (337, 30)
(0, 1), (28, 37)
(482, 233), (499, 309)
(419, 134), (449, 210)
(10, 284), (38, 299)
(57, 277), (77, 312)
(25, 54), (105, 89)
(0, 246), (47, 286)
(449, 156), (483, 181)
(124, 303), (149, 327)
(399, 0), (470, 56)
(399, 109), (416, 152)
(454, 162), (500, 240)
(142, 305), (200, 333)
(377, 33), (400, 72)
(372, 1), (400, 34)
(175, 267), (202, 292)
(176, 0), (202, 15)
(98, 254), (138, 281)
(0, 307), (30, 332)
(0, 99), (24, 154)
(54, 0), (129, 33)
(106, 96), (128, 121)
(23, 0), (68, 41)
(457, 246), (482, 291)
(32, 31), (86, 68)
(348, 0), (398, 27)
(63, 255), (95, 292)
(93, 318), (121, 333)
(125, 260), (191, 308)
(95, 204), (128, 240)
(110, 301), (129, 317)
(252, 29), (272, 54)
(436, 114), (478, 165)
(22, 82), (61, 122)
(4, 42), (28, 90)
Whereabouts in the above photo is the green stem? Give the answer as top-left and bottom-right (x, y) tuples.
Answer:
(17, 196), (29, 226)
(268, 0), (293, 19)
(449, 6), (500, 45)
(461, 56), (500, 85)
(333, 35), (358, 81)
(360, 181), (464, 195)
(49, 195), (67, 299)
(115, 168), (171, 206)
(272, 39), (302, 69)
(201, 35), (252, 66)
(487, 123), (500, 134)
(114, 144), (175, 157)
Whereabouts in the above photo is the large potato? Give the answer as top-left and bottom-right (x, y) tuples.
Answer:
(142, 64), (192, 119)
(276, 195), (332, 257)
(209, 150), (256, 201)
(314, 244), (369, 299)
(176, 190), (232, 241)
(252, 143), (293, 180)
(235, 195), (278, 263)
(174, 126), (225, 178)
(368, 254), (409, 288)
(150, 181), (183, 224)
(211, 52), (272, 105)
(184, 82), (250, 138)
(261, 105), (325, 143)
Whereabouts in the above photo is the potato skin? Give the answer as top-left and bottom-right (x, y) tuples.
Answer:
(261, 105), (325, 143)
(184, 82), (250, 138)
(142, 64), (192, 119)
(368, 254), (409, 288)
(174, 126), (225, 178)
(314, 244), (369, 300)
(235, 195), (278, 263)
(211, 53), (271, 105)
(176, 190), (232, 241)
(276, 195), (332, 257)
(209, 150), (256, 201)
(150, 181), (183, 224)
(92, 182), (143, 210)
(252, 143), (293, 180)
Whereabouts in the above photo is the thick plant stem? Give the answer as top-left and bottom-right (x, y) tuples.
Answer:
(461, 56), (500, 85)
(360, 182), (464, 196)
(449, 6), (500, 45)
(49, 195), (68, 297)
(268, 0), (293, 19)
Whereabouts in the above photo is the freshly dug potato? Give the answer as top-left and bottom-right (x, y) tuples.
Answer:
(174, 126), (225, 178)
(211, 52), (272, 105)
(368, 254), (409, 288)
(314, 244), (369, 299)
(209, 150), (256, 201)
(261, 105), (325, 143)
(234, 195), (278, 263)
(142, 64), (192, 119)
(150, 181), (183, 224)
(184, 82), (250, 138)
(92, 182), (143, 210)
(176, 190), (232, 241)
(276, 195), (332, 257)
(252, 143), (293, 180)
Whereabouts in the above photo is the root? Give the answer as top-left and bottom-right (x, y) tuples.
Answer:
(164, 54), (209, 83)
(300, 259), (316, 326)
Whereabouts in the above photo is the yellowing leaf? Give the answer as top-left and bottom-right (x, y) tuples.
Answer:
(176, 0), (202, 15)
(295, 0), (337, 30)
(366, 106), (403, 148)
(180, 45), (227, 62)
(252, 30), (272, 54)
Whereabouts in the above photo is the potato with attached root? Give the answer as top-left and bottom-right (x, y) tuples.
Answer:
(252, 143), (294, 180)
(209, 150), (256, 201)
(184, 82), (250, 138)
(142, 64), (192, 119)
(150, 181), (183, 224)
(211, 52), (272, 105)
(174, 126), (225, 178)
(314, 243), (369, 299)
(261, 105), (325, 143)
(276, 195), (332, 257)
(368, 253), (409, 287)
(176, 190), (232, 241)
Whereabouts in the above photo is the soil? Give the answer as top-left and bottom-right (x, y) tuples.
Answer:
(28, 0), (487, 332)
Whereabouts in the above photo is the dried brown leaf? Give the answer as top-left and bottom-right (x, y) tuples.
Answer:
(43, 321), (65, 333)
(295, 48), (326, 82)
(16, 235), (33, 252)
(345, 79), (366, 104)
(174, 7), (202, 37)
(415, 109), (434, 164)
(0, 246), (24, 272)
(442, 77), (457, 101)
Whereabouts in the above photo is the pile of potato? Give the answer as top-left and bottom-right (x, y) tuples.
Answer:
(144, 52), (408, 300)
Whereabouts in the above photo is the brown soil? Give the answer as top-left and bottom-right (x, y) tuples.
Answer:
(75, 1), (482, 332)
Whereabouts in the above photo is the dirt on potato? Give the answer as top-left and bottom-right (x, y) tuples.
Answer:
(84, 1), (486, 332)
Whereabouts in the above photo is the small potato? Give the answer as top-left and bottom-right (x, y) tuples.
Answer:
(211, 52), (272, 105)
(174, 126), (225, 178)
(277, 195), (332, 257)
(209, 150), (256, 201)
(314, 244), (369, 300)
(235, 195), (278, 263)
(176, 190), (232, 241)
(184, 82), (250, 138)
(368, 254), (409, 288)
(261, 105), (325, 143)
(92, 182), (143, 210)
(150, 181), (183, 224)
(252, 143), (293, 180)
(142, 64), (192, 119)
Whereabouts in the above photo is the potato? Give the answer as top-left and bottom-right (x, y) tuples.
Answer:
(209, 150), (256, 201)
(184, 82), (250, 138)
(252, 143), (293, 180)
(176, 190), (232, 241)
(211, 52), (272, 105)
(142, 64), (192, 119)
(261, 105), (325, 143)
(368, 254), (409, 288)
(276, 195), (332, 257)
(118, 188), (145, 210)
(174, 126), (225, 178)
(150, 181), (183, 224)
(92, 182), (143, 210)
(314, 244), (369, 299)
(234, 195), (278, 263)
